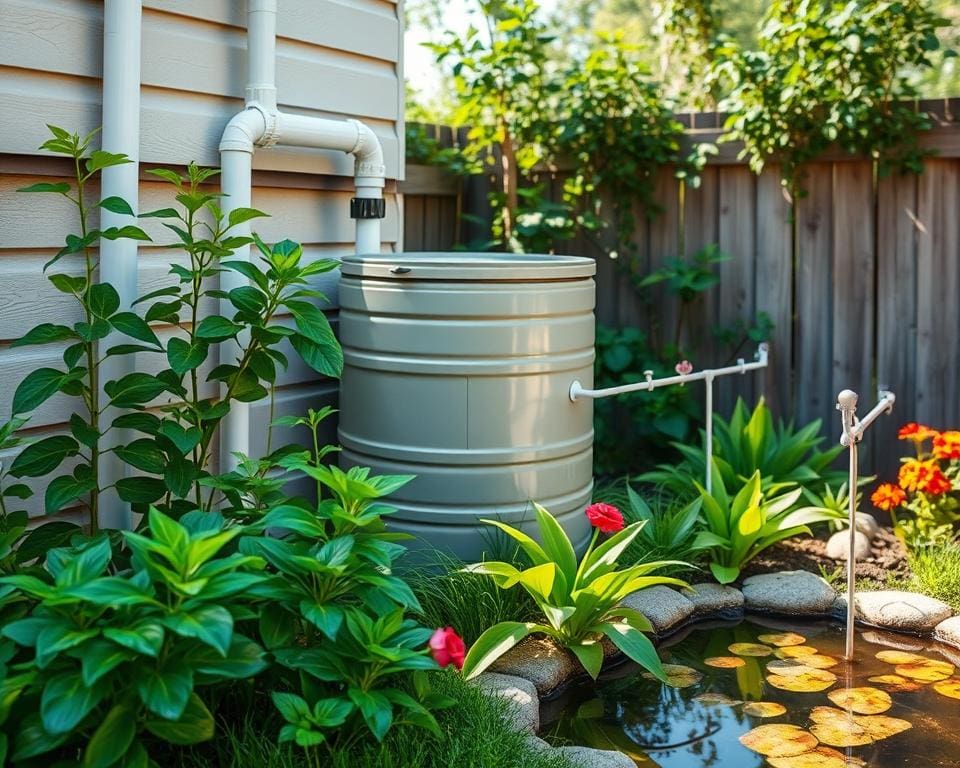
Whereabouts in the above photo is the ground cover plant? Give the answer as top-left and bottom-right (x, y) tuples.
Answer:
(461, 502), (687, 681)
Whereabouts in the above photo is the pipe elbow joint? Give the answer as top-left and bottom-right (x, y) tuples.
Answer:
(347, 119), (386, 187)
(219, 107), (269, 153)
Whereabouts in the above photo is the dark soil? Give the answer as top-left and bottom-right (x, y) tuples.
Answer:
(741, 525), (910, 585)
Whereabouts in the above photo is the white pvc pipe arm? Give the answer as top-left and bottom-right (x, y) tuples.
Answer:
(838, 389), (897, 446)
(569, 343), (769, 402)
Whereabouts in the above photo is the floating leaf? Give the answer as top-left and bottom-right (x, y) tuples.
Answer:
(826, 687), (892, 715)
(768, 746), (866, 768)
(767, 659), (817, 677)
(758, 632), (806, 647)
(641, 664), (702, 688)
(894, 658), (954, 682)
(742, 701), (787, 718)
(875, 650), (927, 665)
(739, 724), (819, 757)
(729, 642), (774, 657)
(776, 646), (820, 659)
(808, 706), (910, 747)
(766, 668), (837, 692)
(866, 674), (923, 693)
(932, 678), (960, 700)
(693, 692), (739, 707)
(704, 656), (746, 668)
(800, 654), (839, 670)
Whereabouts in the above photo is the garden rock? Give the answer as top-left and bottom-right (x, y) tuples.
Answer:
(854, 591), (952, 633)
(619, 585), (695, 633)
(489, 636), (579, 697)
(861, 629), (926, 652)
(554, 745), (636, 768)
(826, 530), (872, 560)
(741, 570), (836, 615)
(934, 616), (960, 647)
(472, 673), (539, 733)
(854, 512), (880, 539)
(686, 583), (744, 616)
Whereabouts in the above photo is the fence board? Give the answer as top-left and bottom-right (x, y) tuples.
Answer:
(682, 165), (719, 357)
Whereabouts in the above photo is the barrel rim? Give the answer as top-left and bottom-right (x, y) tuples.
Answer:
(341, 252), (596, 280)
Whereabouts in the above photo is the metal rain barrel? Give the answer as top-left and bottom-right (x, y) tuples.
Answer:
(337, 252), (596, 560)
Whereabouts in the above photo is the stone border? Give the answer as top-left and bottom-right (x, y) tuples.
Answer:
(470, 570), (960, 768)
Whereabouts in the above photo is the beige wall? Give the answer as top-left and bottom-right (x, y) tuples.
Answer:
(0, 0), (405, 521)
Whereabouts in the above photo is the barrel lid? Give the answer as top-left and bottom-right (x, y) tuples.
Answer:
(340, 252), (596, 281)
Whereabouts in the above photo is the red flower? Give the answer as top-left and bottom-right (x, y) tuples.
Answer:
(933, 431), (960, 461)
(871, 483), (906, 511)
(429, 627), (465, 670)
(898, 423), (939, 442)
(585, 502), (624, 533)
(922, 468), (952, 496)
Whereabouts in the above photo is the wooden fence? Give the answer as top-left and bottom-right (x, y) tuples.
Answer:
(400, 103), (960, 474)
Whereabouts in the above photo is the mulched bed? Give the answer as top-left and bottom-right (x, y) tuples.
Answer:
(742, 526), (911, 585)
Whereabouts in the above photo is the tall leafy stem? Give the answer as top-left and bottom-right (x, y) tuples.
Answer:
(11, 126), (152, 533)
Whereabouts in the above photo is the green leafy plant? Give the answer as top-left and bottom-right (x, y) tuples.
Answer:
(624, 483), (707, 569)
(461, 503), (687, 681)
(640, 397), (846, 501)
(692, 466), (835, 583)
(710, 0), (954, 191)
(0, 508), (268, 765)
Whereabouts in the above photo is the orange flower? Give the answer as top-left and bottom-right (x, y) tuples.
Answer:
(933, 431), (960, 461)
(871, 483), (906, 511)
(899, 459), (936, 492)
(922, 468), (953, 496)
(898, 422), (939, 442)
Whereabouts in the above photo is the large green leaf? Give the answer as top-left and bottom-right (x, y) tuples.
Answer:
(111, 312), (161, 346)
(88, 283), (121, 319)
(11, 323), (78, 348)
(45, 471), (97, 514)
(103, 621), (164, 657)
(105, 372), (168, 407)
(12, 367), (70, 414)
(143, 693), (214, 745)
(162, 605), (233, 656)
(195, 315), (243, 341)
(600, 622), (665, 682)
(166, 337), (208, 375)
(461, 621), (536, 680)
(290, 333), (343, 379)
(569, 641), (604, 679)
(137, 666), (193, 720)
(83, 702), (136, 768)
(533, 502), (577, 592)
(10, 435), (79, 477)
(41, 673), (107, 734)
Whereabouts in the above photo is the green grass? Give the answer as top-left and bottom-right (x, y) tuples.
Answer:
(407, 549), (538, 645)
(904, 540), (960, 611)
(170, 674), (575, 768)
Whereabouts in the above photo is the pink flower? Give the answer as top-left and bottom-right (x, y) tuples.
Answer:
(429, 627), (466, 670)
(675, 360), (694, 376)
(585, 503), (625, 533)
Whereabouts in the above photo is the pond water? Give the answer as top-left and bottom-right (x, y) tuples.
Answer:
(542, 619), (960, 768)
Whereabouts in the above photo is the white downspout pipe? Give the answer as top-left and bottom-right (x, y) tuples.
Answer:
(218, 0), (386, 472)
(98, 0), (142, 529)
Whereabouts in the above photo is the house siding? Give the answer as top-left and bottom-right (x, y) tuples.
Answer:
(0, 0), (404, 521)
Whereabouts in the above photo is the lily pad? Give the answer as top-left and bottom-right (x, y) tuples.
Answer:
(932, 678), (960, 700)
(798, 654), (839, 670)
(866, 674), (923, 693)
(704, 656), (746, 668)
(739, 724), (819, 757)
(894, 658), (954, 682)
(767, 668), (837, 692)
(729, 642), (774, 657)
(776, 646), (820, 659)
(641, 664), (703, 688)
(768, 747), (866, 768)
(767, 659), (818, 677)
(693, 692), (740, 707)
(809, 706), (911, 747)
(742, 701), (787, 718)
(758, 632), (807, 647)
(875, 650), (927, 665)
(826, 687), (892, 714)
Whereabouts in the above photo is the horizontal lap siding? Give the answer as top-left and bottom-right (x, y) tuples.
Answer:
(0, 0), (403, 521)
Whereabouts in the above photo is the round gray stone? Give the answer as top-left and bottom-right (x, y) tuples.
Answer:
(854, 590), (952, 633)
(826, 530), (871, 560)
(619, 585), (695, 633)
(934, 616), (960, 647)
(854, 512), (880, 539)
(472, 672), (539, 733)
(686, 583), (744, 616)
(741, 570), (837, 615)
(489, 636), (579, 697)
(554, 745), (636, 768)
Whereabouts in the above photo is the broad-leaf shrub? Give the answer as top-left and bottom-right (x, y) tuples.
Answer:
(640, 397), (846, 502)
(461, 503), (687, 682)
(0, 509), (267, 766)
(692, 466), (836, 584)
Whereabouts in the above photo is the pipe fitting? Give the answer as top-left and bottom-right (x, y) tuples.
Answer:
(347, 119), (386, 186)
(219, 106), (268, 153)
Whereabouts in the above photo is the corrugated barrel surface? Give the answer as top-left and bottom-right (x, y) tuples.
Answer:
(338, 253), (596, 559)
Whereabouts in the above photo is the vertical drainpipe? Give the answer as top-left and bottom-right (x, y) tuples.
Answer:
(98, 0), (143, 529)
